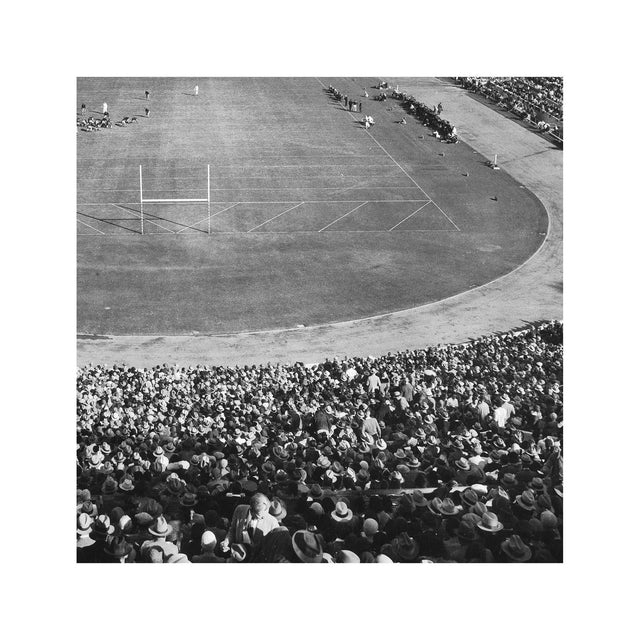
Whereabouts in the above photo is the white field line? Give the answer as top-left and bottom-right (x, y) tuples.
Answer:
(175, 203), (239, 234)
(77, 218), (106, 234)
(80, 186), (419, 192)
(248, 202), (304, 232)
(111, 204), (174, 233)
(79, 199), (430, 206)
(388, 201), (432, 231)
(315, 77), (461, 232)
(318, 202), (368, 232)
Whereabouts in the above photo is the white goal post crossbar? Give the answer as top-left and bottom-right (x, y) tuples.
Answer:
(139, 164), (211, 234)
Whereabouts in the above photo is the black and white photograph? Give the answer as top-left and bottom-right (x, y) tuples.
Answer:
(75, 75), (563, 564)
(6, 2), (637, 637)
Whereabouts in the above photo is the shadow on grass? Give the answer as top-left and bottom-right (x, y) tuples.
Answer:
(77, 211), (140, 234)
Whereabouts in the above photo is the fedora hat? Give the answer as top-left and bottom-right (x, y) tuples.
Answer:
(310, 484), (323, 499)
(331, 461), (344, 475)
(148, 516), (173, 538)
(164, 441), (176, 454)
(462, 488), (479, 507)
(477, 511), (504, 533)
(375, 438), (387, 450)
(118, 476), (135, 492)
(392, 532), (419, 562)
(331, 501), (353, 522)
(316, 455), (331, 469)
(77, 513), (93, 536)
(501, 535), (532, 562)
(438, 498), (460, 516)
(153, 446), (164, 458)
(101, 477), (118, 495)
(269, 498), (287, 522)
(515, 490), (536, 511)
(394, 449), (407, 460)
(471, 501), (488, 517)
(457, 520), (478, 542)
(455, 457), (470, 471)
(502, 473), (518, 487)
(80, 500), (98, 517)
(428, 497), (443, 515)
(292, 530), (323, 563)
(179, 492), (197, 507)
(406, 455), (420, 469)
(412, 489), (429, 508)
(100, 443), (111, 456)
(529, 477), (544, 491)
(91, 514), (114, 539)
(261, 461), (276, 475)
(103, 535), (133, 559)
(540, 510), (558, 530)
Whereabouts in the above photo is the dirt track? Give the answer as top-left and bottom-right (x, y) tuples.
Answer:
(77, 78), (562, 367)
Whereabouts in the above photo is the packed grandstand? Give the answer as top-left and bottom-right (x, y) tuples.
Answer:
(77, 321), (563, 563)
(455, 77), (563, 139)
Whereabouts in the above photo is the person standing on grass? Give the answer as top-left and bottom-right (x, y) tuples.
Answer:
(145, 107), (150, 118)
(145, 90), (150, 100)
(81, 103), (86, 115)
(194, 84), (199, 96)
(102, 101), (108, 115)
(359, 102), (362, 112)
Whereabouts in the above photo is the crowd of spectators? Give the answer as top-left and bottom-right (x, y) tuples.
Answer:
(77, 321), (563, 563)
(456, 77), (563, 138)
(391, 90), (459, 142)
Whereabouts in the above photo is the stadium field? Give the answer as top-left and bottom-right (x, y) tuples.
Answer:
(77, 77), (548, 335)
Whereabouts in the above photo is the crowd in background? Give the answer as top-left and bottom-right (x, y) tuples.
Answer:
(455, 77), (563, 138)
(77, 321), (563, 563)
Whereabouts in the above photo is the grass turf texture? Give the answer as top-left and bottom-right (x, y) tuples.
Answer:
(77, 77), (548, 335)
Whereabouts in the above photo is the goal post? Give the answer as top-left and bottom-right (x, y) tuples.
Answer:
(138, 164), (211, 235)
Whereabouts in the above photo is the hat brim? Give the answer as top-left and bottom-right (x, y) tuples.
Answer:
(330, 510), (353, 522)
(477, 522), (504, 533)
(501, 543), (532, 562)
(148, 525), (173, 537)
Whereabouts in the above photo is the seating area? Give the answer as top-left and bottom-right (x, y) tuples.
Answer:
(455, 77), (563, 144)
(77, 320), (563, 562)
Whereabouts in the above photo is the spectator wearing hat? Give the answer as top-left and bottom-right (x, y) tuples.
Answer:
(500, 534), (532, 562)
(221, 493), (279, 559)
(292, 530), (323, 563)
(76, 513), (96, 561)
(140, 516), (179, 562)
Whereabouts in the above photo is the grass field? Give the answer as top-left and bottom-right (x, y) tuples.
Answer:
(77, 77), (548, 335)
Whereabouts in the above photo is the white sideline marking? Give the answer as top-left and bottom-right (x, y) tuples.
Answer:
(77, 218), (106, 234)
(315, 77), (461, 232)
(318, 202), (368, 231)
(388, 201), (432, 231)
(248, 202), (304, 232)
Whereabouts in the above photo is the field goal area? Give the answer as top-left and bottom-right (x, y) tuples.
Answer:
(76, 160), (457, 237)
